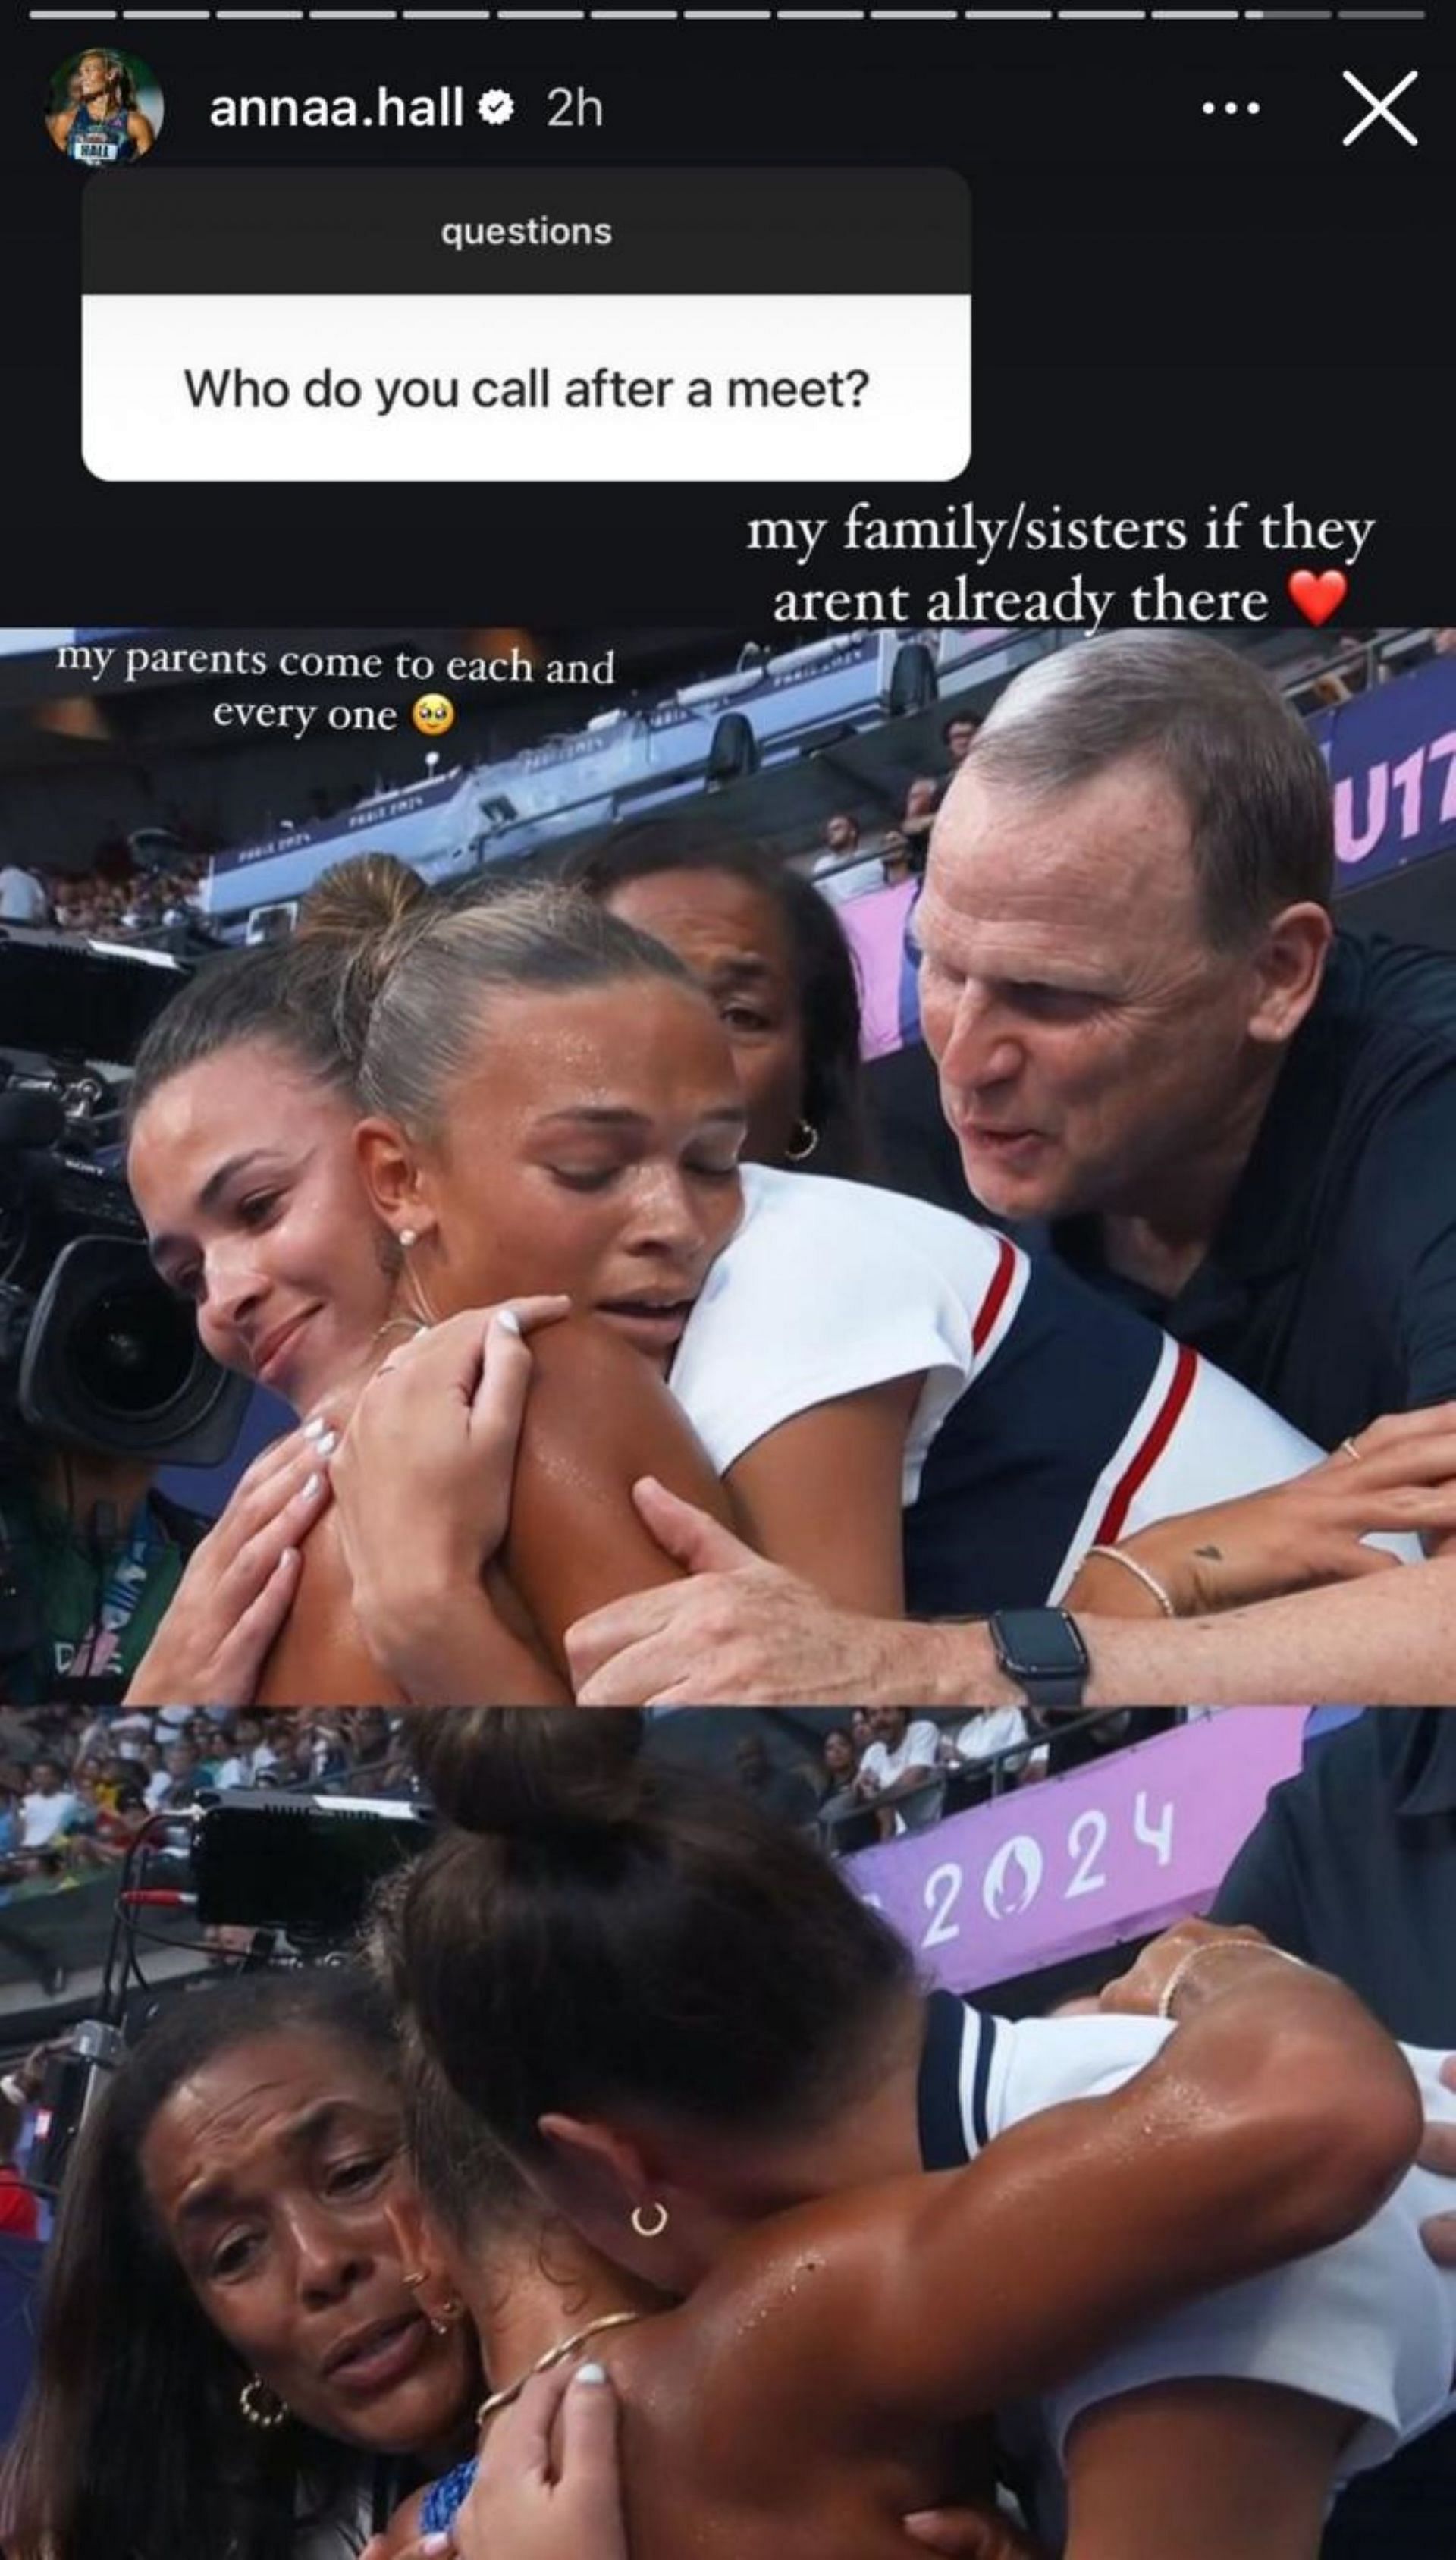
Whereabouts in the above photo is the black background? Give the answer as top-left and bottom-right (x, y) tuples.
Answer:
(10, 11), (1454, 624)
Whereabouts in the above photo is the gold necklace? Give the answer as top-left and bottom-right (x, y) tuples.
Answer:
(369, 1315), (431, 1351)
(475, 2310), (648, 2430)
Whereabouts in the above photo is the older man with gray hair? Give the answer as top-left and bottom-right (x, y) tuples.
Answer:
(566, 633), (1456, 1710)
(920, 631), (1456, 1447)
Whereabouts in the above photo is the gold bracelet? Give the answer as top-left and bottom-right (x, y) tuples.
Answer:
(1081, 1544), (1176, 1618)
(1156, 1938), (1304, 2020)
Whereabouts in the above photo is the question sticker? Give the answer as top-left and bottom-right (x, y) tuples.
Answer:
(82, 168), (972, 483)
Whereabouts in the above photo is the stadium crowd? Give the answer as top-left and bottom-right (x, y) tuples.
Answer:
(808, 711), (977, 903)
(0, 1705), (413, 1880)
(0, 851), (211, 944)
(809, 1704), (1186, 1845)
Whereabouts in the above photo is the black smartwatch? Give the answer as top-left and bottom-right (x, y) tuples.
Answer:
(986, 1607), (1090, 1708)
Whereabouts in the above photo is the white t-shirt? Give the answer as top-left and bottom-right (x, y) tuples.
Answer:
(216, 1745), (279, 1789)
(858, 1719), (944, 1833)
(670, 1168), (1391, 1616)
(951, 1709), (1032, 1766)
(919, 1992), (1456, 2492)
(0, 869), (49, 924)
(811, 848), (880, 906)
(20, 1789), (78, 1847)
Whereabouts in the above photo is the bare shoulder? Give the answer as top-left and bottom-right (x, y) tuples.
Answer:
(520, 1312), (729, 1514)
(254, 1502), (405, 1709)
(528, 1309), (688, 1409)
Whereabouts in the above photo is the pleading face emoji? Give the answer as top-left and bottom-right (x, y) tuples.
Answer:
(412, 693), (456, 739)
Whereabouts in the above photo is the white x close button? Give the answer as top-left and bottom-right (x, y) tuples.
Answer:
(1341, 69), (1419, 149)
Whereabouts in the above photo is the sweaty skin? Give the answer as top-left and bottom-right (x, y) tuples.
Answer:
(253, 1315), (736, 1707)
(405, 1949), (1408, 2560)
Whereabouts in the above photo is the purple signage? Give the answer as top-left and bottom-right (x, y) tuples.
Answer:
(1316, 652), (1456, 886)
(845, 1710), (1307, 1993)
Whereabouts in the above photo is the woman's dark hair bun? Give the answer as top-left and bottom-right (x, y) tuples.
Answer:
(410, 1709), (648, 1841)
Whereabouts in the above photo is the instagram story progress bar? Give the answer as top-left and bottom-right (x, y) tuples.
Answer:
(81, 169), (971, 482)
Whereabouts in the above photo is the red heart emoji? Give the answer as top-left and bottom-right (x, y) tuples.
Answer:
(1288, 567), (1348, 627)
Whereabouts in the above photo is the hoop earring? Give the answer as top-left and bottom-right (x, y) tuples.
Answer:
(630, 2200), (670, 2240)
(785, 1120), (820, 1163)
(239, 2376), (290, 2430)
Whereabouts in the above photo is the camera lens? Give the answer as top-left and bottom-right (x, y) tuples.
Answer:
(67, 1280), (198, 1418)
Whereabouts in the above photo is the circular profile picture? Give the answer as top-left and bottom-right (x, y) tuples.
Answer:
(46, 48), (162, 165)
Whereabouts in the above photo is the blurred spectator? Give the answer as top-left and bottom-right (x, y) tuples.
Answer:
(347, 1707), (394, 1772)
(943, 713), (979, 767)
(899, 776), (942, 860)
(0, 2087), (39, 2240)
(93, 819), (132, 882)
(811, 814), (878, 907)
(146, 1737), (204, 1812)
(880, 829), (916, 887)
(214, 1710), (279, 1789)
(297, 1713), (350, 1783)
(70, 1776), (148, 1869)
(733, 1728), (820, 1831)
(20, 1761), (79, 1849)
(42, 854), (208, 948)
(1431, 630), (1456, 659)
(855, 1708), (943, 1835)
(0, 865), (49, 925)
(820, 1726), (861, 1802)
(937, 1707), (1039, 1807)
(189, 1712), (235, 1776)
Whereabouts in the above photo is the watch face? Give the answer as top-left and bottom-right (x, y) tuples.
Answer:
(993, 1610), (1090, 1681)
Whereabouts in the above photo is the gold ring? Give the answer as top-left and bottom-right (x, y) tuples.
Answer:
(1341, 1436), (1362, 1462)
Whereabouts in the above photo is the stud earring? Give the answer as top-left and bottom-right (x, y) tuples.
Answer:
(398, 1227), (419, 1249)
(239, 2376), (290, 2429)
(428, 2297), (464, 2335)
(630, 2200), (670, 2240)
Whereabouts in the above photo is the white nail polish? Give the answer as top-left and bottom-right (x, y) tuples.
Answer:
(315, 1430), (339, 1458)
(301, 1473), (323, 1502)
(573, 2361), (608, 2385)
(303, 1415), (329, 1441)
(496, 1307), (522, 1337)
